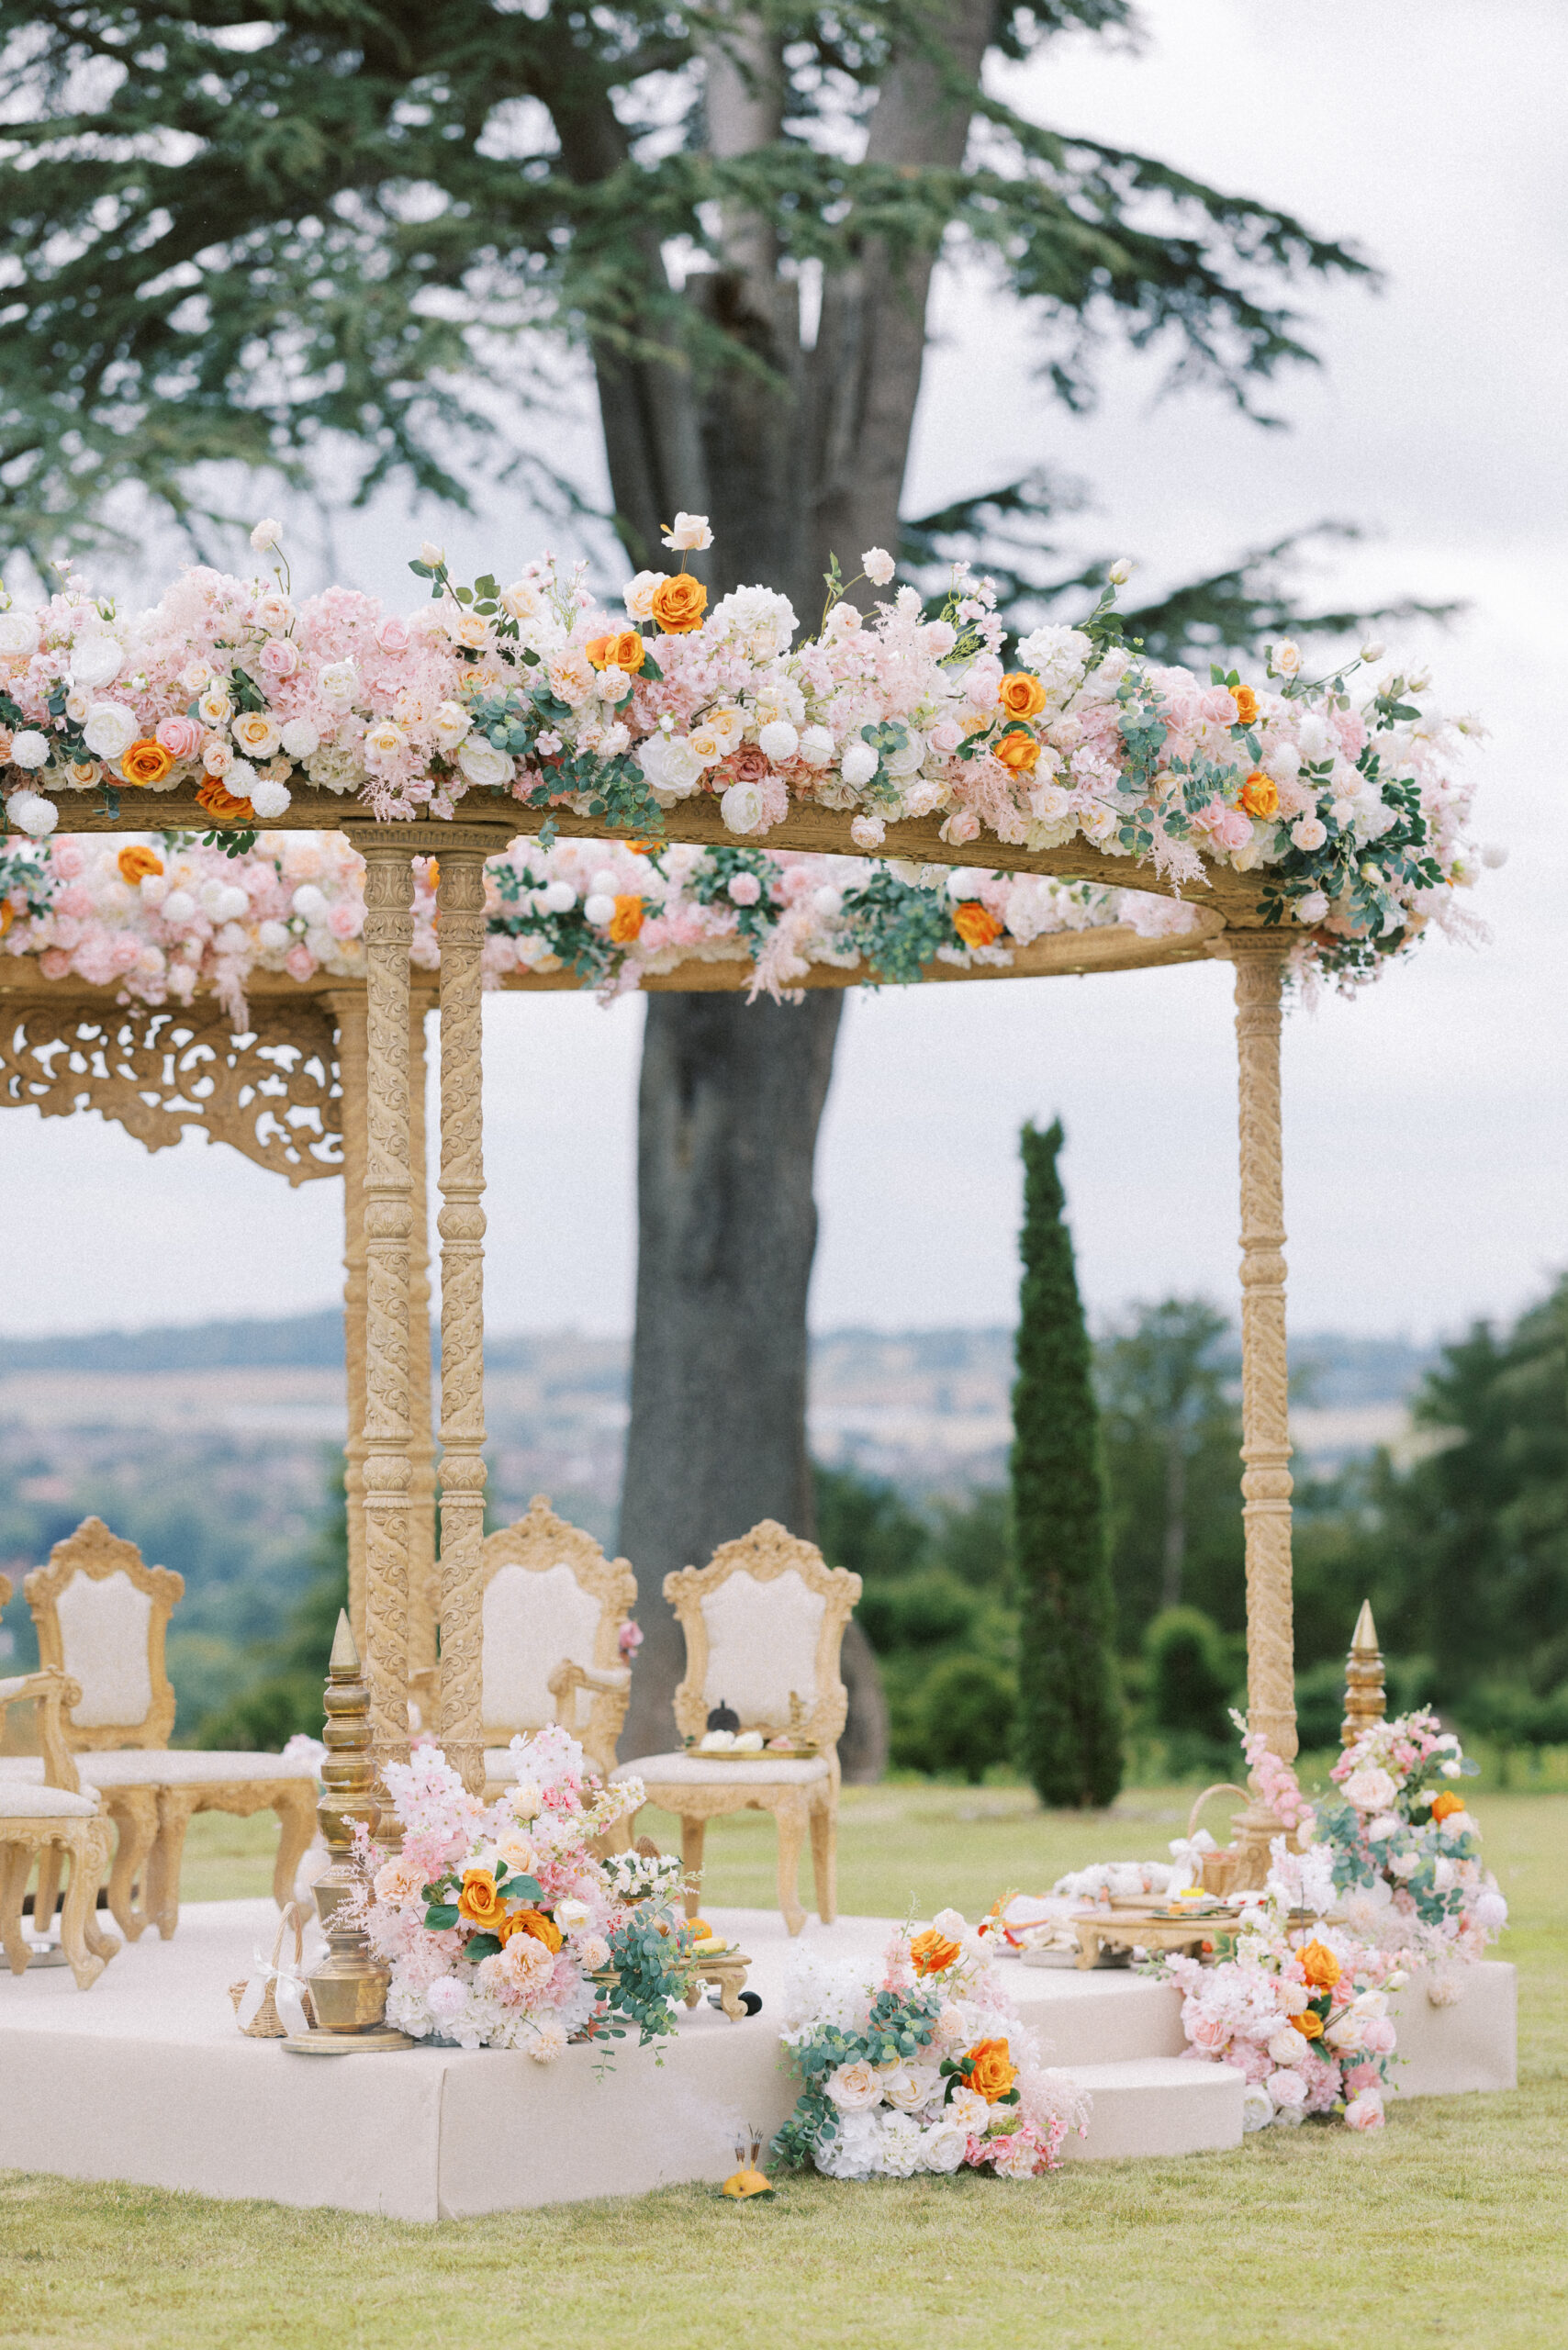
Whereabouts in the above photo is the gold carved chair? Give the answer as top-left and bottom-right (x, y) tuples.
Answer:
(611, 1522), (861, 1937)
(0, 1661), (119, 1989)
(2, 1518), (316, 1941)
(477, 1495), (637, 1798)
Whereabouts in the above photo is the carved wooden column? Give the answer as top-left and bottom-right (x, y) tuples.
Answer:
(327, 989), (369, 1653)
(434, 841), (489, 1792)
(406, 994), (440, 1711)
(354, 841), (416, 1775)
(1220, 932), (1296, 1880)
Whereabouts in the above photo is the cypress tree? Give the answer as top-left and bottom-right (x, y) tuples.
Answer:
(1013, 1120), (1123, 1807)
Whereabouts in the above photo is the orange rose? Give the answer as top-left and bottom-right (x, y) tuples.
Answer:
(998, 671), (1049, 721)
(1291, 2009), (1325, 2040)
(910, 1927), (961, 1976)
(963, 2037), (1018, 2103)
(650, 573), (708, 634)
(196, 776), (255, 822)
(457, 1868), (507, 1934)
(1297, 1940), (1341, 1993)
(508, 1906), (564, 1955)
(991, 731), (1041, 776)
(1431, 1790), (1466, 1823)
(1239, 769), (1279, 821)
(0, 903), (11, 940)
(118, 845), (164, 886)
(120, 738), (174, 788)
(1233, 686), (1259, 726)
(952, 901), (1003, 949)
(609, 893), (644, 943)
(425, 858), (440, 894)
(586, 629), (646, 674)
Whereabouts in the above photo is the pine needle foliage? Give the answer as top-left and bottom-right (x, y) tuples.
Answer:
(1012, 1117), (1122, 1808)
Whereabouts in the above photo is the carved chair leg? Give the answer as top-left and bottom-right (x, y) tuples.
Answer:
(773, 1790), (809, 1938)
(148, 1789), (203, 1940)
(680, 1816), (707, 1918)
(0, 1840), (36, 1975)
(271, 1786), (317, 1911)
(106, 1788), (160, 1941)
(58, 1823), (116, 1991)
(808, 1787), (837, 1926)
(30, 1845), (62, 1942)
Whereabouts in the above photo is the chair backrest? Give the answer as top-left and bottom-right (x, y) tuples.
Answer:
(25, 1516), (185, 1750)
(480, 1495), (636, 1761)
(665, 1521), (861, 1753)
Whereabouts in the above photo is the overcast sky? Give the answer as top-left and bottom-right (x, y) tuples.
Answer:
(3, 0), (1562, 1343)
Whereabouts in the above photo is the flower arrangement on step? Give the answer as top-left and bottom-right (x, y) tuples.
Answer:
(772, 1909), (1091, 2180)
(0, 516), (1486, 986)
(364, 1727), (693, 2059)
(0, 827), (1194, 1024)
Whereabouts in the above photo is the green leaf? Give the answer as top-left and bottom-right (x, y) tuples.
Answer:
(423, 1903), (459, 1930)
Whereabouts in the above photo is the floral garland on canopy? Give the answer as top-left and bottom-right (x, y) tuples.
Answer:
(363, 1727), (694, 2058)
(773, 1909), (1091, 2180)
(0, 518), (1487, 988)
(0, 828), (1201, 1027)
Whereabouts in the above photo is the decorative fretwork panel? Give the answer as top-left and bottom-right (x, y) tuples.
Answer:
(0, 999), (342, 1183)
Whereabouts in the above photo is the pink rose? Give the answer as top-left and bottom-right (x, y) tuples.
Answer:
(55, 885), (92, 919)
(928, 719), (961, 754)
(285, 943), (315, 980)
(938, 808), (981, 845)
(39, 948), (71, 979)
(376, 616), (410, 653)
(327, 901), (363, 940)
(1343, 2091), (1384, 2132)
(1360, 2017), (1397, 2055)
(155, 714), (203, 758)
(1342, 2061), (1381, 2095)
(1186, 2011), (1229, 2055)
(1202, 687), (1238, 725)
(51, 843), (85, 880)
(260, 637), (300, 680)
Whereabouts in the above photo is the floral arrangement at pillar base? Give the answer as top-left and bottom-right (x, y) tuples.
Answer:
(364, 1726), (692, 2059)
(772, 1909), (1091, 2181)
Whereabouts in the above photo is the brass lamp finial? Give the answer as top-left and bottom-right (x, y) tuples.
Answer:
(1340, 1598), (1386, 1748)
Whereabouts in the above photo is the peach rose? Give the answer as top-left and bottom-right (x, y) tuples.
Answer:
(1240, 769), (1279, 820)
(963, 2038), (1017, 2103)
(910, 1927), (961, 1977)
(1296, 1940), (1341, 1993)
(609, 893), (644, 943)
(458, 1868), (507, 1934)
(586, 629), (645, 675)
(120, 738), (174, 787)
(991, 731), (1042, 776)
(952, 901), (1003, 949)
(998, 671), (1049, 721)
(117, 845), (164, 886)
(650, 572), (708, 633)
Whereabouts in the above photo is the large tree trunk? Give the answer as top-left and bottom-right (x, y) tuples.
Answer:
(618, 990), (884, 1777)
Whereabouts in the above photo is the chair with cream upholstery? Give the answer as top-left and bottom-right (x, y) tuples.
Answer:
(0, 1661), (119, 1989)
(5, 1518), (316, 1942)
(610, 1522), (861, 1937)
(477, 1495), (638, 1797)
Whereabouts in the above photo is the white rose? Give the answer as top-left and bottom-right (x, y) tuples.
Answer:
(1359, 639), (1386, 663)
(82, 703), (139, 762)
(457, 740), (514, 789)
(839, 740), (879, 788)
(1343, 1767), (1397, 1814)
(583, 893), (615, 926)
(848, 814), (885, 850)
(1266, 2068), (1308, 2109)
(1108, 556), (1134, 586)
(860, 546), (896, 587)
(364, 719), (408, 760)
(8, 729), (50, 770)
(161, 889), (196, 923)
(946, 2087), (990, 2136)
(0, 611), (40, 660)
(882, 2064), (942, 2113)
(1366, 1813), (1399, 1843)
(420, 541), (446, 566)
(638, 734), (704, 800)
(1295, 890), (1329, 924)
(554, 1898), (590, 1934)
(931, 1907), (967, 1939)
(196, 687), (234, 728)
(317, 659), (360, 710)
(1269, 639), (1304, 678)
(661, 511), (713, 552)
(1267, 2026), (1305, 2066)
(249, 777), (291, 819)
(1241, 2083), (1275, 2133)
(756, 719), (799, 762)
(279, 718), (319, 760)
(435, 701), (471, 745)
(797, 724), (835, 767)
(918, 2121), (969, 2174)
(720, 780), (766, 834)
(251, 518), (282, 552)
(6, 789), (57, 836)
(824, 2060), (883, 2114)
(623, 571), (663, 623)
(232, 711), (282, 759)
(68, 634), (124, 689)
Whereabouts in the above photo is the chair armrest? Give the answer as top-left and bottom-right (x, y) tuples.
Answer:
(0, 1572), (11, 1609)
(547, 1660), (633, 1708)
(0, 1667), (84, 1793)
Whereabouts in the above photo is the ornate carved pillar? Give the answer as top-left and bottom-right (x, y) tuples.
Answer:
(434, 842), (489, 1793)
(327, 989), (369, 1653)
(406, 995), (439, 1707)
(354, 841), (416, 1775)
(1219, 932), (1296, 1880)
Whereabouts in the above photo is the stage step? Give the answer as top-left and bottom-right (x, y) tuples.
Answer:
(1055, 2057), (1243, 2160)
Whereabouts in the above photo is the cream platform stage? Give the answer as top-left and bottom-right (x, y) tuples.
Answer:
(0, 1899), (1516, 2221)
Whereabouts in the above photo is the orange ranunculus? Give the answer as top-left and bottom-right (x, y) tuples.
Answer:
(991, 731), (1041, 776)
(118, 845), (164, 886)
(910, 1927), (961, 1977)
(1291, 2009), (1325, 2040)
(1297, 1940), (1341, 1993)
(510, 1906), (565, 1955)
(952, 901), (1003, 949)
(609, 893), (644, 943)
(196, 775), (255, 822)
(650, 573), (708, 633)
(586, 629), (646, 675)
(1233, 686), (1259, 726)
(0, 903), (11, 940)
(1431, 1790), (1466, 1823)
(457, 1868), (507, 1934)
(963, 2037), (1018, 2103)
(120, 738), (174, 788)
(998, 670), (1049, 722)
(1239, 769), (1279, 821)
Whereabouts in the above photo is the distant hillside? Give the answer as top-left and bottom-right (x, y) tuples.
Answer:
(0, 1309), (346, 1373)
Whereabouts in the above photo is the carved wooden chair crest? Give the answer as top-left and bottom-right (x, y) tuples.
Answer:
(478, 1495), (637, 1795)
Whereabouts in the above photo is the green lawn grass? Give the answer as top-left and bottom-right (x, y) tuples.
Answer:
(4, 1785), (1562, 2350)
